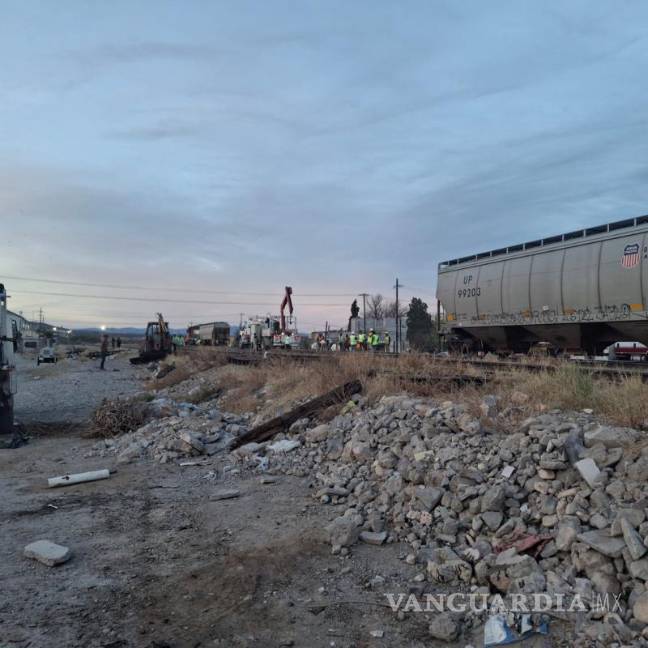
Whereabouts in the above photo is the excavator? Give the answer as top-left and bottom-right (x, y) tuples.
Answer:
(130, 313), (173, 364)
(275, 286), (302, 349)
(280, 286), (294, 334)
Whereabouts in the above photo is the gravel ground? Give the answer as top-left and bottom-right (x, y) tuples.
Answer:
(14, 352), (143, 426)
(1, 353), (577, 647)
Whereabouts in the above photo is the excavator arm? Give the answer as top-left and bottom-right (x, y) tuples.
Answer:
(280, 286), (293, 333)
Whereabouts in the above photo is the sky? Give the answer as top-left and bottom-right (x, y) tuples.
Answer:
(2, 1), (648, 330)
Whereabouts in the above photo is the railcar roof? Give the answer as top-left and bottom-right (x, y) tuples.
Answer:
(439, 214), (648, 269)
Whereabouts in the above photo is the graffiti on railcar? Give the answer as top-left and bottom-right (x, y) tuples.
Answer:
(453, 304), (636, 326)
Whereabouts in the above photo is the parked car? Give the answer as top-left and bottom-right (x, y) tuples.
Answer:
(37, 347), (57, 365)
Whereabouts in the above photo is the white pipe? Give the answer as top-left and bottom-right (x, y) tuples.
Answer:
(48, 469), (111, 488)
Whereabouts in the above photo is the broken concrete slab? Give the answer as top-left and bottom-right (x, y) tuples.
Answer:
(179, 431), (205, 453)
(24, 540), (72, 567)
(415, 487), (443, 511)
(584, 425), (638, 449)
(326, 515), (361, 548)
(359, 531), (387, 546)
(574, 458), (601, 488)
(268, 439), (301, 453)
(621, 517), (648, 561)
(577, 530), (627, 558)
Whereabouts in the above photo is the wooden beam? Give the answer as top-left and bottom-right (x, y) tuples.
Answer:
(231, 379), (362, 448)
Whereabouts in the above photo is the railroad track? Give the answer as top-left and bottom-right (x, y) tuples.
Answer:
(428, 356), (648, 382)
(181, 347), (648, 383)
(185, 346), (648, 382)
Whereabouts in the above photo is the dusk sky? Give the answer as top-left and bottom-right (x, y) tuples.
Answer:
(2, 1), (648, 330)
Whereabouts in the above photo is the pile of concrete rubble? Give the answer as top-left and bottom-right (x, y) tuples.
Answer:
(237, 394), (648, 643)
(91, 397), (249, 464)
(90, 384), (648, 642)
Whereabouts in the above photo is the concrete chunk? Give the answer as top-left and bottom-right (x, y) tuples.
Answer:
(577, 530), (626, 558)
(24, 540), (72, 567)
(621, 517), (648, 561)
(574, 458), (601, 488)
(268, 439), (301, 453)
(359, 531), (388, 546)
(179, 431), (205, 453)
(415, 487), (443, 511)
(584, 425), (637, 449)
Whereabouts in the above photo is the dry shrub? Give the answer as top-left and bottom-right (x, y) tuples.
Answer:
(185, 384), (222, 404)
(596, 376), (648, 428)
(152, 365), (191, 389)
(220, 390), (260, 414)
(147, 348), (229, 390)
(90, 397), (148, 437)
(217, 365), (270, 413)
(496, 364), (648, 428)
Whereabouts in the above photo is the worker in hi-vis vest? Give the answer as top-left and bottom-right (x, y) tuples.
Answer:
(384, 332), (391, 352)
(349, 333), (357, 350)
(358, 331), (366, 350)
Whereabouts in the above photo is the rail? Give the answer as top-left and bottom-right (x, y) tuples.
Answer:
(182, 346), (648, 381)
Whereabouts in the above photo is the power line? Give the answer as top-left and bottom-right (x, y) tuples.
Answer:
(10, 288), (350, 307)
(0, 274), (358, 297)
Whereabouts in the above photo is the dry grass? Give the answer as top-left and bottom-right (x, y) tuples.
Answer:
(503, 365), (648, 428)
(147, 348), (229, 390)
(152, 351), (648, 429)
(207, 354), (482, 420)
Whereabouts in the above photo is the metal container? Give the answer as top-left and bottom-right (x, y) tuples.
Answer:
(437, 215), (648, 353)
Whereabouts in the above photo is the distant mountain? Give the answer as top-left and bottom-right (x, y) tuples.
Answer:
(72, 327), (186, 336)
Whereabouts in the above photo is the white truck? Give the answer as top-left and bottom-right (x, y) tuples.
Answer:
(0, 283), (16, 435)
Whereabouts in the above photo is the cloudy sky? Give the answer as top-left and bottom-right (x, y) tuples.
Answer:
(2, 1), (648, 330)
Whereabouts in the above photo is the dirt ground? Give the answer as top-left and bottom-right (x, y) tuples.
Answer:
(1, 354), (489, 648)
(13, 351), (142, 428)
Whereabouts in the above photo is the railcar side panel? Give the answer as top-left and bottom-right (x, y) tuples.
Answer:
(529, 250), (564, 316)
(476, 260), (504, 319)
(501, 256), (531, 316)
(437, 270), (458, 320)
(599, 234), (644, 312)
(454, 267), (479, 320)
(562, 242), (601, 313)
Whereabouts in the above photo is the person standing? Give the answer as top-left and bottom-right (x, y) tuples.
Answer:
(384, 331), (391, 353)
(100, 334), (109, 370)
(117, 337), (122, 349)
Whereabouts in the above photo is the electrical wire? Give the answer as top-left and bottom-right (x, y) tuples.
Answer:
(9, 289), (351, 307)
(0, 274), (359, 297)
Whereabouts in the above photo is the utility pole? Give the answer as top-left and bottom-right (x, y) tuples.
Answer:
(359, 293), (369, 333)
(393, 279), (401, 353)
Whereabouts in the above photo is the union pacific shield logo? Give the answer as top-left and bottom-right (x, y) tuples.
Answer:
(622, 243), (640, 268)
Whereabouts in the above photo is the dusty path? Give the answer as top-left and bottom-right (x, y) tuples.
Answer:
(1, 435), (437, 648)
(13, 353), (142, 427)
(1, 355), (436, 648)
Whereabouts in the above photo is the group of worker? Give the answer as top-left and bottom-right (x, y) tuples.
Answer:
(343, 329), (391, 352)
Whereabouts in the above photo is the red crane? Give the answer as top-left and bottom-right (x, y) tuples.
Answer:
(280, 286), (293, 333)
